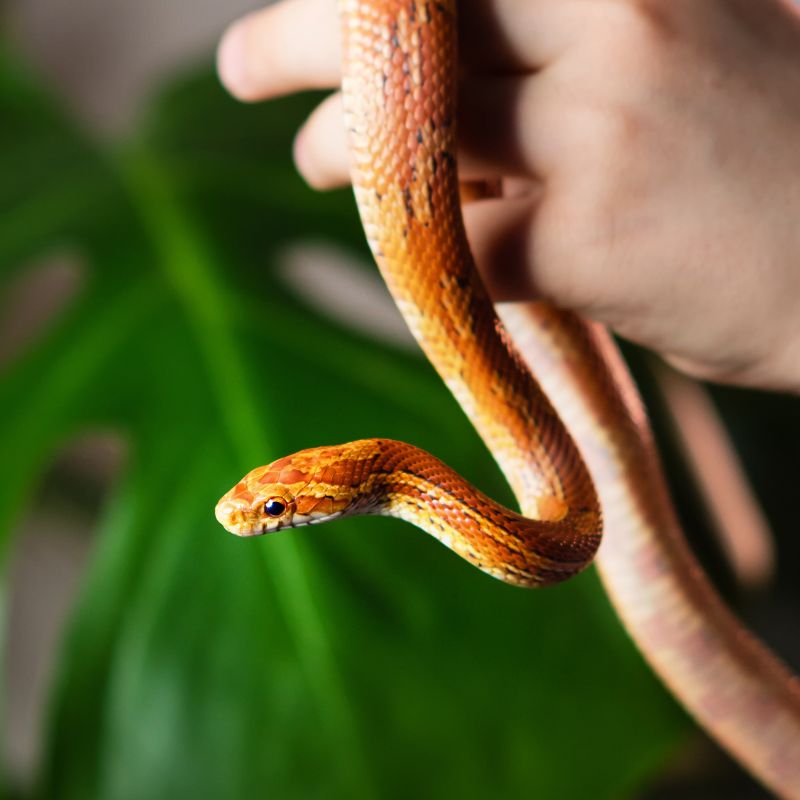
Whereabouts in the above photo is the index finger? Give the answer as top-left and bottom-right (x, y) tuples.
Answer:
(218, 0), (341, 101)
(218, 0), (576, 102)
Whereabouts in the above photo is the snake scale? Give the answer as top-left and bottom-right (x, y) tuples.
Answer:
(216, 1), (800, 794)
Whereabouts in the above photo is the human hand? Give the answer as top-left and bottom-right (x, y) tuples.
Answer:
(217, 0), (800, 392)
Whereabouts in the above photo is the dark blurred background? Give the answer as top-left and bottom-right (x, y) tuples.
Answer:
(1, 1), (798, 798)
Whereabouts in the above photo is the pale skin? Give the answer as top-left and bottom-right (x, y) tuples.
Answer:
(217, 0), (800, 392)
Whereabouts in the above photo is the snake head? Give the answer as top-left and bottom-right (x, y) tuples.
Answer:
(215, 445), (365, 536)
(215, 478), (298, 536)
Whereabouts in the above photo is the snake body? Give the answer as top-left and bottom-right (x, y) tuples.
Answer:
(217, 0), (602, 586)
(216, 438), (598, 586)
(216, 0), (800, 794)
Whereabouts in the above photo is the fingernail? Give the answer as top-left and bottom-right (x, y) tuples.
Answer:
(217, 22), (248, 98)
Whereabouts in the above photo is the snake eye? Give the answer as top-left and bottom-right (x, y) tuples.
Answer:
(264, 498), (287, 517)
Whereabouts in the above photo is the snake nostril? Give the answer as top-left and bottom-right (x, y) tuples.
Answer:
(215, 498), (245, 531)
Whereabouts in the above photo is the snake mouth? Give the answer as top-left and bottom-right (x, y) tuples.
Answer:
(215, 497), (258, 536)
(218, 517), (278, 537)
(215, 498), (344, 536)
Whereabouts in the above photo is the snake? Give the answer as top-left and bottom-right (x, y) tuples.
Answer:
(215, 0), (800, 794)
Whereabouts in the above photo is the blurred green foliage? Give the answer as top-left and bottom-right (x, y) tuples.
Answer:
(0, 45), (691, 799)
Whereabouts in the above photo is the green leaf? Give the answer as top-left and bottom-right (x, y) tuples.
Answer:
(0, 54), (689, 800)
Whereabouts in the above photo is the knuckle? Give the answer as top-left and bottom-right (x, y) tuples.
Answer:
(596, 0), (676, 84)
(559, 4), (681, 167)
(605, 0), (680, 49)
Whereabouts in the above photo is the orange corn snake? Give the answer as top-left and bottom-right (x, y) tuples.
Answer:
(216, 2), (800, 794)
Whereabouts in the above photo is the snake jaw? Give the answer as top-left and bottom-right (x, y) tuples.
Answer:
(215, 493), (347, 536)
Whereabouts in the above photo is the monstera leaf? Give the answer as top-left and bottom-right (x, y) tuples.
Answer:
(0, 47), (689, 800)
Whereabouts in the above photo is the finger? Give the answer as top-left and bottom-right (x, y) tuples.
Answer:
(463, 195), (541, 303)
(460, 0), (584, 72)
(459, 75), (544, 178)
(294, 74), (557, 189)
(465, 193), (605, 312)
(218, 0), (340, 101)
(293, 90), (520, 190)
(218, 0), (584, 104)
(293, 93), (348, 189)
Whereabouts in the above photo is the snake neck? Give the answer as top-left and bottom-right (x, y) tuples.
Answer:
(327, 439), (600, 587)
